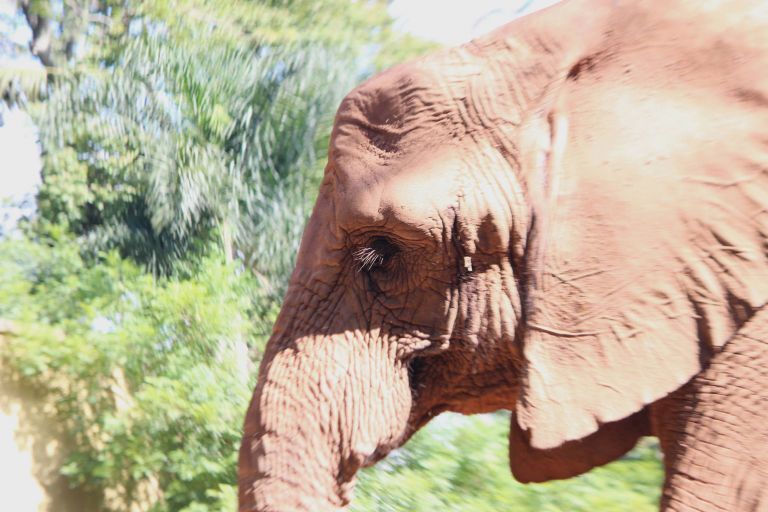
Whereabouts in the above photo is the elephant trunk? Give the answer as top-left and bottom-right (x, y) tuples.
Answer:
(238, 423), (342, 511)
(238, 345), (344, 511)
(239, 329), (413, 511)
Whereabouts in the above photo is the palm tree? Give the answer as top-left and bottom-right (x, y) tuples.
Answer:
(34, 16), (357, 281)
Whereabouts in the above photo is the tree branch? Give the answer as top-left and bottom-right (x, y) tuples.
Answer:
(20, 0), (56, 68)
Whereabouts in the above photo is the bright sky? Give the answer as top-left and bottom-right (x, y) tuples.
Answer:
(389, 0), (562, 45)
(0, 108), (40, 197)
(0, 0), (562, 229)
(1, 0), (40, 230)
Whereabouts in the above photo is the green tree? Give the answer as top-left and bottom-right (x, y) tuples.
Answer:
(0, 229), (269, 510)
(35, 34), (355, 282)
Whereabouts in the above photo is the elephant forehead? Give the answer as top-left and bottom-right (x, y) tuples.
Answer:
(329, 51), (486, 164)
(337, 66), (445, 127)
(331, 149), (466, 236)
(334, 57), (459, 131)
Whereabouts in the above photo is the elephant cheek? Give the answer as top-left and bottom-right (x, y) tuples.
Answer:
(239, 332), (413, 511)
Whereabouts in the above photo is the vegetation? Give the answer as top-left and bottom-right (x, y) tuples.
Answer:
(0, 1), (662, 511)
(0, 233), (260, 510)
(354, 414), (662, 512)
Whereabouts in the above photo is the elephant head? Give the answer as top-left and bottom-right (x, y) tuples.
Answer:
(239, 0), (768, 509)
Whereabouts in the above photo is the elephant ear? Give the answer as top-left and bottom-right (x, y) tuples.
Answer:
(512, 59), (710, 450)
(509, 409), (650, 482)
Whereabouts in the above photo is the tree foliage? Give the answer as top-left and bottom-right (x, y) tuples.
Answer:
(354, 414), (663, 512)
(35, 33), (353, 281)
(0, 230), (272, 510)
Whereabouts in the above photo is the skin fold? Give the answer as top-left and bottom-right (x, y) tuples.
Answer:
(238, 0), (768, 510)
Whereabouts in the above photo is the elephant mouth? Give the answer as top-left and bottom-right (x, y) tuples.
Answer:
(360, 444), (398, 468)
(407, 356), (427, 399)
(355, 341), (470, 470)
(406, 355), (451, 427)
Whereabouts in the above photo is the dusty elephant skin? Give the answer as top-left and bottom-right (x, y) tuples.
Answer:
(238, 0), (768, 510)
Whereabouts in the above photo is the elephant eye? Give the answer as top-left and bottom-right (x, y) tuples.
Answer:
(353, 237), (399, 272)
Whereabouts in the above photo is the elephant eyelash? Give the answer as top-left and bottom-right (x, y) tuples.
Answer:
(353, 237), (399, 272)
(353, 246), (385, 272)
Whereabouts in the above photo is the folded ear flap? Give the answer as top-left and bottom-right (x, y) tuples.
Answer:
(513, 74), (706, 450)
(509, 409), (650, 483)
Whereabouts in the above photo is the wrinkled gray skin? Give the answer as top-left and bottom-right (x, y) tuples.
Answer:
(239, 0), (768, 510)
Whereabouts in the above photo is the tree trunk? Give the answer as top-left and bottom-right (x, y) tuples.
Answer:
(220, 221), (251, 381)
(20, 0), (55, 69)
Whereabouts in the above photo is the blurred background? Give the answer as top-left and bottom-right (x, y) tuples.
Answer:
(0, 1), (662, 510)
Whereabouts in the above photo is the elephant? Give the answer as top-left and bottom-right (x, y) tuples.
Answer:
(238, 0), (768, 510)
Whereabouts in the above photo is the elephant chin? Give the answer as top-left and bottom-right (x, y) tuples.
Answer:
(239, 331), (414, 511)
